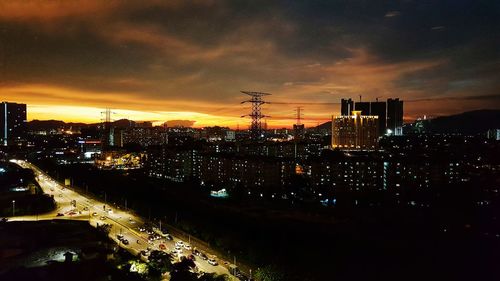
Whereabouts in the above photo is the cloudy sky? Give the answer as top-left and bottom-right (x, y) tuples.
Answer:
(0, 0), (499, 127)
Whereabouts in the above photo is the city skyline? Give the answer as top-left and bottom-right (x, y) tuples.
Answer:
(1, 1), (499, 128)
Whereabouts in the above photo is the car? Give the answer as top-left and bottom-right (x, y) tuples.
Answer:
(208, 258), (218, 266)
(117, 234), (124, 240)
(188, 254), (196, 261)
(199, 252), (208, 260)
(148, 234), (160, 241)
(100, 216), (107, 220)
(184, 244), (192, 250)
(122, 239), (129, 245)
(138, 227), (146, 232)
(67, 211), (76, 216)
(165, 234), (173, 241)
(56, 213), (64, 217)
(159, 244), (166, 250)
(92, 212), (98, 216)
(83, 207), (89, 211)
(175, 241), (184, 247)
(170, 250), (178, 257)
(175, 246), (183, 253)
(192, 249), (200, 256)
(1, 218), (8, 223)
(140, 250), (150, 256)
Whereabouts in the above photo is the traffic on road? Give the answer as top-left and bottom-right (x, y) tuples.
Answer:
(9, 159), (248, 280)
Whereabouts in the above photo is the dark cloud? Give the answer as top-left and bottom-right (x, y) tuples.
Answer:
(0, 0), (498, 125)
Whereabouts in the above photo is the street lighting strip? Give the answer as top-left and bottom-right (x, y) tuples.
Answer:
(11, 160), (236, 279)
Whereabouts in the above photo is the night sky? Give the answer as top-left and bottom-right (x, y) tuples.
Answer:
(0, 1), (499, 127)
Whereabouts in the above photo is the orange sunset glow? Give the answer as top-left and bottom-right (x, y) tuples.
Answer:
(0, 1), (499, 128)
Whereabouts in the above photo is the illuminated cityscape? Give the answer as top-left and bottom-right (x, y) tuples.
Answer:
(1, 1), (500, 281)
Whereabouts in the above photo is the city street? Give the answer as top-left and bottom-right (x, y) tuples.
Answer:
(8, 159), (237, 280)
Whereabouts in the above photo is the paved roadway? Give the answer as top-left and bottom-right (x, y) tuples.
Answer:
(8, 159), (237, 280)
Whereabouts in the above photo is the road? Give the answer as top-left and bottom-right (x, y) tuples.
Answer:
(8, 159), (238, 280)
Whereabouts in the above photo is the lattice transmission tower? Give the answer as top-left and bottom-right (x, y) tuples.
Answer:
(241, 91), (271, 140)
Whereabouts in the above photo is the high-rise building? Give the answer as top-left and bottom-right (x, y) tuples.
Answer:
(341, 98), (354, 116)
(293, 124), (305, 140)
(331, 110), (379, 150)
(354, 102), (371, 116)
(354, 101), (386, 136)
(387, 98), (403, 136)
(0, 102), (27, 146)
(370, 102), (387, 136)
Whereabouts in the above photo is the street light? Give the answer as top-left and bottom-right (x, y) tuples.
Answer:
(12, 200), (15, 217)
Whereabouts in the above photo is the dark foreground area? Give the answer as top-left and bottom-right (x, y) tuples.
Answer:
(0, 220), (127, 281)
(32, 160), (500, 281)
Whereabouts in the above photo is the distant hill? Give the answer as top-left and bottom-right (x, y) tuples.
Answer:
(314, 121), (332, 131)
(27, 119), (139, 131)
(419, 109), (500, 134)
(28, 120), (66, 131)
(313, 109), (500, 135)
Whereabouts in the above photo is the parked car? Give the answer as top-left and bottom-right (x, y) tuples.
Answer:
(56, 213), (64, 217)
(184, 244), (192, 250)
(122, 239), (129, 245)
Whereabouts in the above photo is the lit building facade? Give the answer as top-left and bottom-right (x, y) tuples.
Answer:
(123, 127), (167, 147)
(331, 111), (379, 150)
